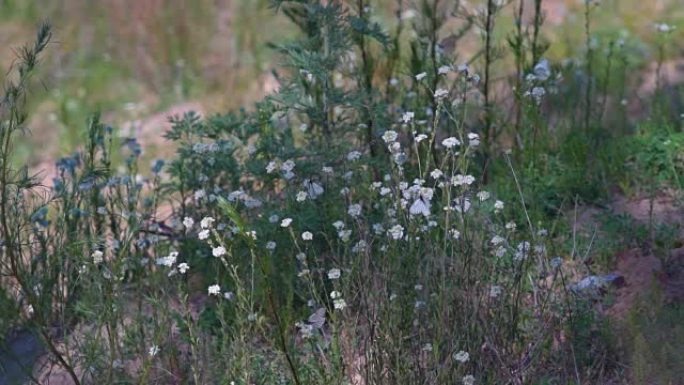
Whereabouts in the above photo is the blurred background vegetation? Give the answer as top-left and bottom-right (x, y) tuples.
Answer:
(1, 0), (682, 169)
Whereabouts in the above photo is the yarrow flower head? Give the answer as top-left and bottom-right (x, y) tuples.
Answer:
(453, 350), (470, 363)
(338, 229), (352, 242)
(438, 65), (452, 75)
(182, 217), (194, 229)
(177, 262), (190, 274)
(655, 23), (675, 33)
(281, 159), (296, 172)
(327, 268), (341, 280)
(200, 216), (215, 229)
(280, 218), (292, 227)
(348, 203), (362, 218)
(463, 374), (475, 385)
(415, 72), (427, 81)
(491, 235), (505, 245)
(442, 137), (461, 149)
(477, 190), (490, 201)
(388, 224), (404, 240)
(333, 298), (347, 310)
(382, 130), (398, 143)
(208, 284), (221, 296)
(212, 246), (227, 257)
(434, 88), (449, 100)
(452, 174), (475, 186)
(525, 86), (546, 104)
(347, 150), (362, 161)
(156, 251), (178, 267)
(91, 250), (104, 264)
(302, 231), (313, 241)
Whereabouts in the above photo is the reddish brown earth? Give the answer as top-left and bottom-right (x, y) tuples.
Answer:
(589, 192), (684, 317)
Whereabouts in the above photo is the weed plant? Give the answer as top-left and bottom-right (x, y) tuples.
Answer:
(1, 1), (683, 384)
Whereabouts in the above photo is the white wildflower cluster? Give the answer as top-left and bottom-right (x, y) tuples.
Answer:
(388, 224), (404, 240)
(524, 59), (552, 104)
(442, 137), (460, 150)
(434, 88), (449, 100)
(452, 174), (475, 187)
(381, 128), (408, 167)
(654, 23), (676, 33)
(265, 158), (297, 180)
(453, 350), (470, 363)
(226, 189), (262, 208)
(463, 374), (476, 385)
(171, 60), (542, 380)
(212, 246), (227, 257)
(156, 251), (178, 267)
(348, 203), (362, 218)
(327, 268), (341, 280)
(347, 150), (362, 161)
(192, 142), (220, 154)
(330, 290), (347, 310)
(414, 133), (428, 143)
(402, 111), (415, 124)
(91, 250), (104, 264)
(208, 284), (221, 296)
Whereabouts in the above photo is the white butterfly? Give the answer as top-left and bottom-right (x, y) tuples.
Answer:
(409, 197), (431, 217)
(453, 197), (471, 213)
(307, 307), (326, 329)
(303, 179), (325, 199)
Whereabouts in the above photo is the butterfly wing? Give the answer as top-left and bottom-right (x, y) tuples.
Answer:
(308, 307), (326, 329)
(410, 198), (430, 217)
(311, 182), (324, 197)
